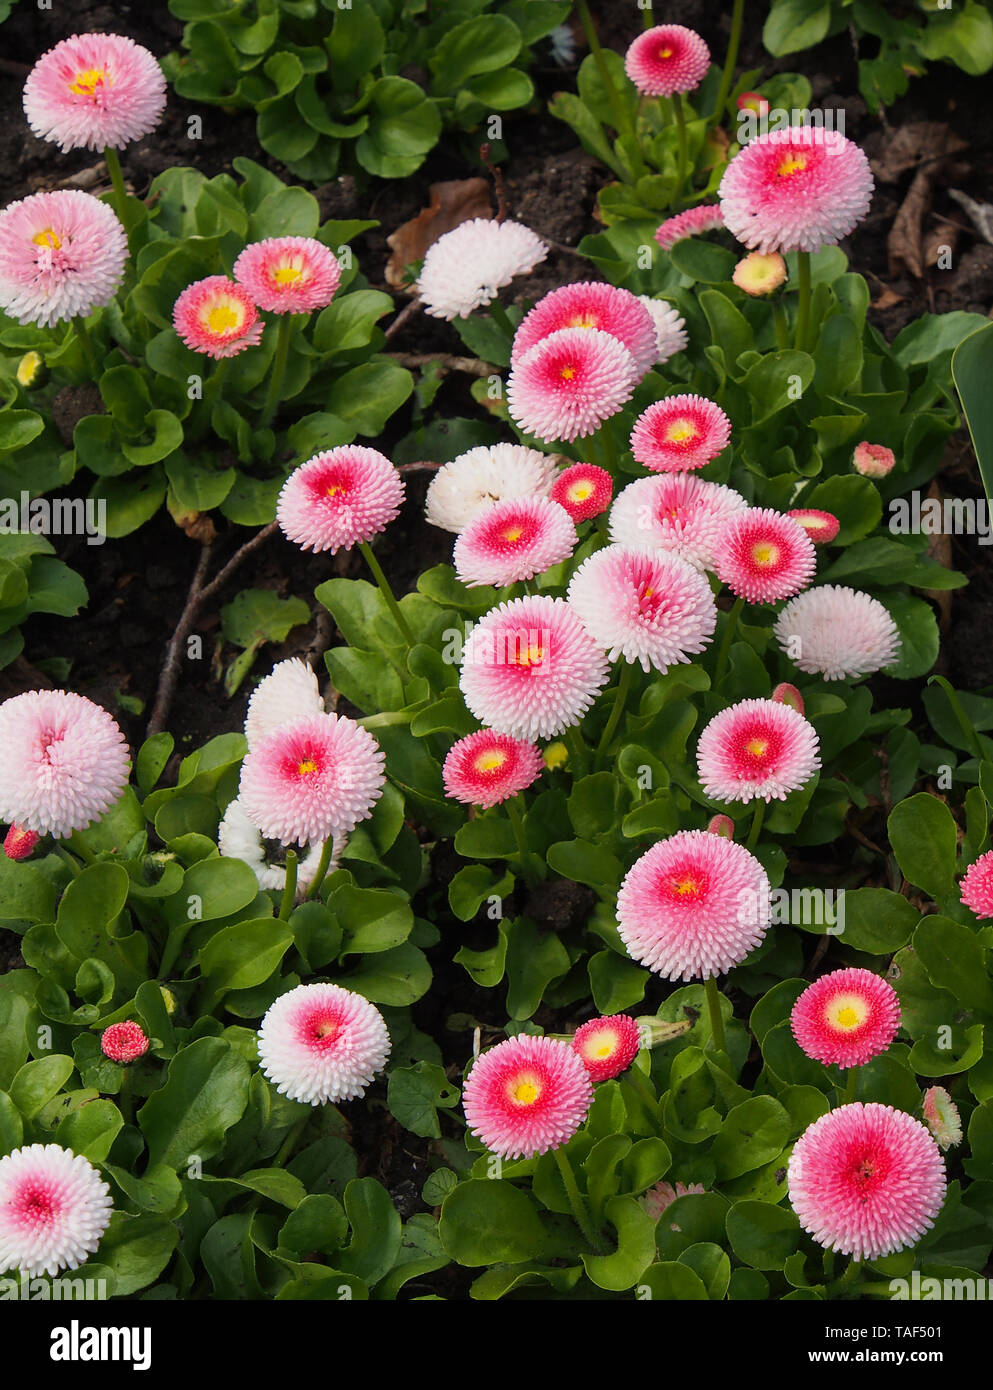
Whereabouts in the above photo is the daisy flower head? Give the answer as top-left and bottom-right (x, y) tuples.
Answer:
(716, 507), (817, 603)
(23, 32), (166, 152)
(697, 697), (820, 804)
(234, 237), (341, 315)
(732, 250), (787, 296)
(0, 690), (129, 838)
(922, 1087), (963, 1152)
(771, 681), (804, 714)
(424, 443), (558, 534)
(218, 796), (343, 898)
(774, 585), (900, 680)
(654, 204), (725, 253)
(416, 217), (548, 320)
(511, 282), (658, 378)
(790, 967), (901, 1069)
(737, 92), (770, 119)
(642, 1180), (707, 1222)
(550, 463), (613, 524)
(244, 658), (325, 751)
(0, 190), (127, 328)
(238, 712), (385, 846)
(788, 1103), (946, 1262)
(0, 1144), (113, 1278)
(960, 849), (993, 918)
(173, 276), (263, 359)
(453, 495), (576, 588)
(630, 394), (731, 474)
(257, 982), (390, 1106)
(459, 594), (610, 740)
(276, 446), (404, 554)
(100, 1021), (149, 1064)
(2, 824), (39, 861)
(719, 126), (874, 254)
(636, 296), (689, 363)
(567, 544), (717, 673)
(616, 829), (771, 981)
(706, 813), (735, 839)
(462, 1034), (593, 1159)
(571, 1014), (641, 1083)
(442, 730), (544, 809)
(787, 508), (839, 544)
(853, 441), (896, 479)
(625, 25), (710, 97)
(609, 474), (748, 572)
(508, 328), (639, 443)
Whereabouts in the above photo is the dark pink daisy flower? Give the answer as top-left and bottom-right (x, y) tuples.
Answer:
(23, 32), (166, 152)
(511, 282), (658, 377)
(716, 508), (817, 603)
(571, 1014), (641, 1082)
(697, 697), (820, 804)
(654, 204), (725, 253)
(625, 25), (710, 98)
(257, 982), (390, 1105)
(442, 730), (544, 809)
(100, 1021), (149, 1064)
(551, 463), (613, 523)
(961, 850), (993, 918)
(737, 92), (770, 118)
(771, 681), (805, 714)
(173, 275), (263, 359)
(276, 446), (404, 554)
(853, 441), (896, 478)
(2, 824), (39, 861)
(462, 1034), (593, 1159)
(706, 814), (735, 839)
(790, 967), (901, 1069)
(787, 508), (840, 544)
(234, 237), (341, 315)
(453, 495), (576, 588)
(630, 394), (731, 473)
(507, 328), (639, 443)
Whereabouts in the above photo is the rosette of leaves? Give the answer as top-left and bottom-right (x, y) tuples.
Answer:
(164, 0), (569, 182)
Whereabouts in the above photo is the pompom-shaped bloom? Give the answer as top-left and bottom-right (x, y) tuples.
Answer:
(630, 394), (731, 473)
(960, 849), (993, 918)
(245, 658), (325, 751)
(0, 1145), (112, 1278)
(737, 92), (770, 118)
(277, 446), (404, 554)
(239, 712), (385, 846)
(616, 829), (771, 981)
(460, 594), (610, 740)
(443, 730), (544, 809)
(654, 203), (725, 252)
(23, 33), (166, 152)
(625, 25), (710, 97)
(922, 1087), (963, 1151)
(100, 1021), (149, 1064)
(257, 983), (390, 1106)
(571, 1014), (641, 1082)
(609, 474), (748, 572)
(507, 328), (639, 443)
(425, 443), (557, 534)
(791, 968), (901, 1069)
(462, 1035), (593, 1159)
(787, 508), (839, 544)
(732, 250), (787, 295)
(707, 814), (735, 839)
(234, 237), (340, 315)
(0, 690), (129, 838)
(0, 190), (127, 328)
(636, 295), (689, 362)
(453, 495), (576, 588)
(172, 275), (263, 359)
(218, 796), (342, 897)
(774, 585), (900, 680)
(567, 544), (717, 673)
(642, 1180), (706, 1222)
(853, 441), (896, 478)
(551, 463), (613, 523)
(719, 127), (874, 254)
(697, 697), (821, 804)
(788, 1104), (946, 1261)
(416, 218), (548, 320)
(2, 824), (39, 861)
(716, 507), (817, 603)
(772, 681), (804, 714)
(511, 282), (658, 377)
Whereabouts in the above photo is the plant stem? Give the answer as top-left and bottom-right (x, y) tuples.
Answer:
(488, 300), (515, 338)
(278, 850), (298, 920)
(772, 299), (789, 350)
(710, 0), (746, 129)
(574, 0), (641, 169)
(359, 540), (416, 647)
(273, 1114), (310, 1168)
(746, 799), (765, 851)
(260, 313), (293, 430)
(565, 723), (590, 779)
(642, 2), (654, 29)
(55, 844), (81, 880)
(794, 250), (812, 353)
(118, 1067), (134, 1126)
(713, 595), (744, 686)
(839, 1066), (858, 1105)
(103, 146), (129, 226)
(596, 662), (633, 768)
(622, 1067), (658, 1114)
(73, 317), (99, 378)
(704, 975), (728, 1055)
(505, 796), (539, 885)
(553, 1146), (604, 1252)
(304, 837), (335, 902)
(671, 91), (689, 207)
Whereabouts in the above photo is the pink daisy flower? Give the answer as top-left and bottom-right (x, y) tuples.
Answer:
(425, 443), (558, 534)
(234, 237), (341, 315)
(0, 690), (129, 838)
(772, 681), (805, 714)
(462, 1034), (593, 1160)
(276, 446), (404, 554)
(609, 474), (748, 572)
(719, 127), (874, 254)
(173, 275), (263, 359)
(853, 441), (896, 478)
(732, 250), (787, 295)
(960, 849), (993, 918)
(257, 982), (390, 1106)
(696, 697), (821, 804)
(616, 829), (771, 981)
(625, 25), (710, 98)
(737, 92), (770, 119)
(636, 295), (689, 362)
(2, 824), (39, 861)
(630, 394), (731, 473)
(706, 814), (735, 839)
(23, 33), (166, 153)
(244, 658), (325, 751)
(571, 1014), (641, 1083)
(507, 328), (639, 443)
(790, 968), (901, 1069)
(716, 508), (817, 603)
(922, 1087), (963, 1152)
(0, 1144), (113, 1278)
(551, 463), (613, 524)
(567, 544), (717, 673)
(0, 190), (127, 327)
(787, 508), (839, 544)
(238, 712), (385, 846)
(453, 495), (576, 588)
(101, 1021), (150, 1064)
(443, 730), (544, 809)
(774, 585), (900, 680)
(788, 1103), (946, 1261)
(511, 282), (658, 377)
(654, 204), (725, 253)
(459, 594), (610, 740)
(416, 218), (548, 321)
(642, 1180), (707, 1222)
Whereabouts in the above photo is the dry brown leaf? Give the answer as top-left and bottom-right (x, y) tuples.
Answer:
(924, 223), (958, 269)
(870, 121), (967, 183)
(871, 287), (905, 309)
(175, 512), (218, 544)
(888, 166), (933, 278)
(385, 178), (492, 289)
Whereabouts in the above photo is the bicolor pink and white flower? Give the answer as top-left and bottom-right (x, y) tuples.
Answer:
(244, 658), (325, 751)
(922, 1087), (963, 1151)
(716, 508), (817, 603)
(571, 1014), (641, 1083)
(636, 295), (689, 362)
(960, 849), (993, 918)
(707, 814), (735, 839)
(101, 1022), (149, 1064)
(787, 508), (839, 544)
(507, 328), (639, 442)
(424, 443), (558, 534)
(257, 982), (390, 1106)
(732, 250), (787, 295)
(416, 217), (548, 320)
(511, 282), (658, 377)
(442, 730), (544, 809)
(0, 1144), (113, 1278)
(774, 585), (900, 680)
(630, 394), (731, 473)
(276, 446), (404, 554)
(218, 796), (341, 898)
(234, 237), (341, 314)
(2, 824), (39, 861)
(853, 441), (896, 478)
(609, 474), (748, 572)
(550, 463), (613, 524)
(0, 190), (127, 327)
(23, 33), (166, 152)
(453, 495), (576, 588)
(654, 203), (725, 253)
(772, 681), (804, 714)
(625, 25), (710, 97)
(790, 968), (901, 1069)
(173, 275), (263, 359)
(462, 1034), (593, 1159)
(697, 697), (821, 804)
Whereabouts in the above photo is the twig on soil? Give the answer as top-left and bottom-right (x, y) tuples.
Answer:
(386, 351), (496, 377)
(383, 299), (422, 343)
(198, 520), (279, 609)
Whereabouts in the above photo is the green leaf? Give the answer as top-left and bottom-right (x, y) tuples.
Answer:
(802, 476), (881, 544)
(57, 1099), (123, 1164)
(333, 885), (413, 955)
(94, 1213), (179, 1296)
(138, 1037), (251, 1170)
(639, 1260), (710, 1300)
(429, 14), (521, 92)
(712, 1097), (791, 1180)
(326, 3), (385, 92)
(582, 1194), (657, 1291)
(343, 941), (431, 1006)
(10, 1055), (74, 1120)
(920, 0), (993, 75)
(669, 239), (737, 285)
(324, 360), (413, 434)
(335, 1177), (403, 1285)
(354, 78), (442, 179)
(441, 1179), (549, 1265)
(953, 321), (993, 507)
(387, 1062), (459, 1139)
(887, 793), (958, 902)
(505, 916), (571, 1021)
(839, 888), (919, 954)
(546, 839), (622, 891)
(313, 289), (394, 355)
(726, 1200), (801, 1270)
(913, 916), (993, 1014)
(199, 918), (293, 994)
(763, 0), (832, 56)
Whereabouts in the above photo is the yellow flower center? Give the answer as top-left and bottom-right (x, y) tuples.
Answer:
(569, 481), (594, 501)
(69, 67), (111, 98)
(673, 876), (700, 896)
(828, 995), (867, 1031)
(33, 228), (62, 251)
(512, 1078), (541, 1105)
(297, 758), (319, 776)
(659, 46), (673, 58)
(474, 749), (508, 774)
(315, 1020), (339, 1040)
(752, 542), (780, 567)
(666, 419), (698, 443)
(566, 312), (599, 329)
(745, 737), (768, 758)
(777, 153), (808, 177)
(513, 642), (544, 668)
(205, 302), (241, 335)
(502, 525), (525, 543)
(560, 365), (577, 381)
(273, 263), (304, 285)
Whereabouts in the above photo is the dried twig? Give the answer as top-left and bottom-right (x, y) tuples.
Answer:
(198, 520), (278, 609)
(383, 299), (422, 343)
(387, 351), (496, 377)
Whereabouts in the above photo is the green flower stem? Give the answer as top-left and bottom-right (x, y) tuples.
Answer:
(794, 250), (812, 353)
(359, 540), (416, 648)
(103, 146), (129, 226)
(704, 975), (728, 1055)
(118, 1067), (134, 1127)
(565, 723), (590, 779)
(73, 317), (99, 378)
(304, 837), (335, 902)
(278, 850), (298, 921)
(260, 313), (293, 431)
(595, 661), (633, 768)
(642, 2), (654, 29)
(55, 844), (81, 880)
(488, 300), (515, 338)
(598, 420), (619, 473)
(746, 799), (765, 851)
(839, 1066), (858, 1105)
(622, 1067), (658, 1115)
(505, 795), (541, 886)
(274, 1114), (310, 1168)
(710, 0), (746, 129)
(713, 594), (744, 686)
(553, 1146), (604, 1252)
(772, 298), (789, 350)
(671, 91), (689, 206)
(929, 675), (985, 762)
(574, 0), (644, 174)
(158, 922), (192, 981)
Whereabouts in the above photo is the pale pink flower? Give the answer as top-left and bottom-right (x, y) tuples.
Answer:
(0, 1144), (113, 1278)
(0, 190), (127, 327)
(424, 443), (558, 534)
(23, 32), (166, 152)
(276, 446), (404, 554)
(416, 218), (547, 320)
(625, 25), (710, 97)
(609, 474), (748, 571)
(234, 237), (341, 314)
(507, 328), (639, 443)
(453, 496), (575, 588)
(853, 441), (896, 478)
(774, 585), (900, 680)
(696, 697), (821, 804)
(511, 282), (658, 377)
(257, 982), (390, 1105)
(732, 250), (787, 295)
(654, 204), (725, 253)
(716, 508), (817, 603)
